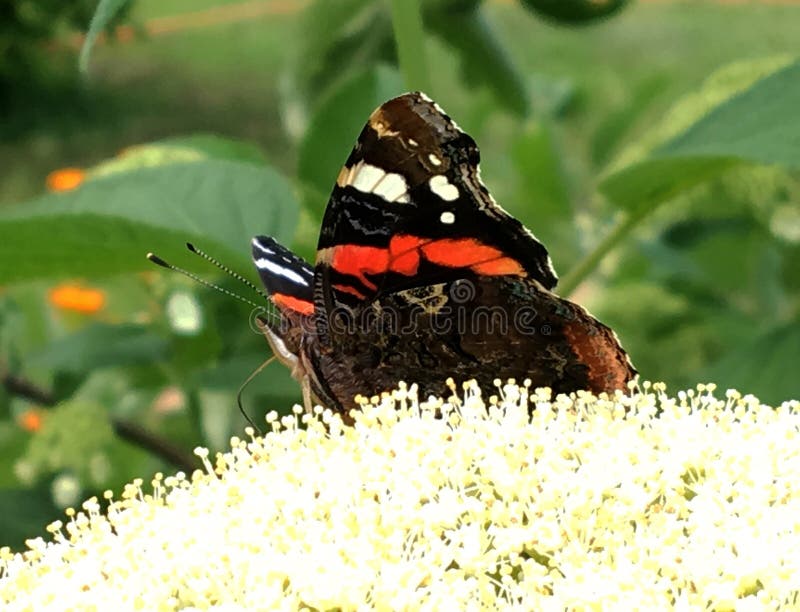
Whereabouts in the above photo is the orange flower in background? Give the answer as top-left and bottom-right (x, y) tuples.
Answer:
(49, 284), (106, 314)
(18, 409), (43, 433)
(46, 168), (85, 192)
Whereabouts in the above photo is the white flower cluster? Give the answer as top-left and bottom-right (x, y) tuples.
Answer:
(2, 381), (800, 610)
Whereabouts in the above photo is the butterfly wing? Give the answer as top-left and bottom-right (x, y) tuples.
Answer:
(252, 235), (315, 316)
(315, 92), (558, 313)
(250, 236), (319, 401)
(309, 275), (637, 409)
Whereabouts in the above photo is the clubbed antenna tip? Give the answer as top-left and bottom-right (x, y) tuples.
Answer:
(146, 252), (170, 268)
(144, 248), (268, 313)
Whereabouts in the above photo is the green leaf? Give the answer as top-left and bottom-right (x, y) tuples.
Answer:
(295, 0), (395, 105)
(0, 424), (30, 488)
(519, 0), (629, 24)
(29, 324), (169, 374)
(597, 281), (729, 392)
(660, 60), (800, 166)
(661, 215), (775, 298)
(89, 136), (268, 180)
(528, 74), (575, 119)
(302, 0), (375, 58)
(784, 243), (800, 293)
(390, 0), (430, 92)
(600, 157), (738, 214)
(300, 0), (378, 80)
(601, 56), (798, 211)
(511, 121), (572, 221)
(566, 58), (800, 292)
(0, 487), (60, 550)
(591, 74), (668, 165)
(157, 134), (268, 165)
(0, 160), (298, 282)
(510, 121), (578, 269)
(79, 0), (131, 73)
(195, 352), (301, 398)
(298, 66), (404, 216)
(707, 320), (800, 405)
(426, 8), (529, 117)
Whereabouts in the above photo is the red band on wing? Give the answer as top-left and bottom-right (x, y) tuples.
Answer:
(331, 245), (389, 290)
(388, 235), (426, 274)
(471, 257), (526, 276)
(332, 283), (368, 300)
(273, 293), (315, 316)
(328, 235), (525, 295)
(421, 239), (493, 267)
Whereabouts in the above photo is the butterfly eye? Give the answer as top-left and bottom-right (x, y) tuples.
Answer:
(440, 211), (456, 225)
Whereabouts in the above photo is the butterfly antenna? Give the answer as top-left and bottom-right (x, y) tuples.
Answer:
(237, 355), (277, 436)
(186, 242), (269, 302)
(146, 252), (266, 312)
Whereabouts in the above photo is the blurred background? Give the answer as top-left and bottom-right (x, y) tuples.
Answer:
(1, 0), (799, 548)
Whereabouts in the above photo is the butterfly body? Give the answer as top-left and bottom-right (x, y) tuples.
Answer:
(254, 93), (636, 413)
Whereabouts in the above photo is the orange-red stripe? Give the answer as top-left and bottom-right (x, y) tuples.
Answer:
(471, 257), (526, 276)
(328, 235), (525, 292)
(331, 245), (388, 290)
(388, 235), (426, 274)
(421, 238), (501, 268)
(332, 283), (367, 300)
(273, 293), (314, 316)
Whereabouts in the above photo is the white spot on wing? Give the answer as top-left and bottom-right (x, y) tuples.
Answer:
(350, 163), (385, 193)
(346, 161), (409, 204)
(440, 211), (455, 224)
(429, 154), (442, 166)
(428, 175), (459, 202)
(373, 172), (408, 202)
(254, 258), (310, 286)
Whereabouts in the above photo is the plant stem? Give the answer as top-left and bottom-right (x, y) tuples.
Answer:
(2, 370), (197, 472)
(558, 207), (649, 297)
(389, 0), (430, 93)
(111, 419), (197, 473)
(1, 372), (55, 405)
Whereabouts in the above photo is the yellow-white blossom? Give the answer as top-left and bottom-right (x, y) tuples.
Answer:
(2, 381), (800, 610)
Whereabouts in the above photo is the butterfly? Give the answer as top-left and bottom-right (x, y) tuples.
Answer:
(252, 92), (636, 413)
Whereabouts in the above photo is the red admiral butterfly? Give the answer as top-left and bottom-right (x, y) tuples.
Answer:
(253, 93), (636, 413)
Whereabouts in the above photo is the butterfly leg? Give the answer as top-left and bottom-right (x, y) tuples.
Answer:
(301, 376), (314, 414)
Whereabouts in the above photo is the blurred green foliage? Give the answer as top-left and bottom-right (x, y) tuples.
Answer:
(2, 0), (95, 84)
(520, 0), (629, 24)
(1, 0), (131, 109)
(1, 0), (799, 549)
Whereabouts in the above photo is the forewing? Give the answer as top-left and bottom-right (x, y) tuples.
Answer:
(315, 93), (558, 311)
